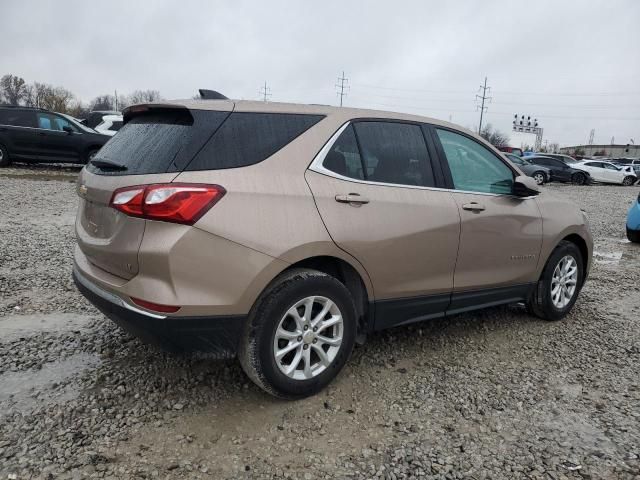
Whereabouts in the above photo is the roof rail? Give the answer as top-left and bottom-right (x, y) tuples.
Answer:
(198, 89), (228, 100)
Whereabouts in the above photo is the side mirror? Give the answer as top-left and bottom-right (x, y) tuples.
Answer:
(513, 175), (540, 197)
(63, 126), (74, 134)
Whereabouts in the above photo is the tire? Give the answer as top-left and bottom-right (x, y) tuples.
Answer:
(527, 240), (584, 321)
(85, 149), (99, 163)
(238, 268), (357, 399)
(0, 144), (10, 167)
(572, 172), (586, 185)
(627, 227), (640, 243)
(532, 171), (546, 185)
(622, 176), (635, 186)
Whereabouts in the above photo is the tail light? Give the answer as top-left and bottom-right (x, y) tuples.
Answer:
(109, 183), (225, 225)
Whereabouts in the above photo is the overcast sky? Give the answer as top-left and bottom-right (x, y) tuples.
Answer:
(3, 0), (639, 147)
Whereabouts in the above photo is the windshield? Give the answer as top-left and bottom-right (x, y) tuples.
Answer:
(60, 113), (99, 133)
(563, 156), (578, 164)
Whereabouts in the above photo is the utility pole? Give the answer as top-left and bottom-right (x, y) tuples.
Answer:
(475, 76), (491, 134)
(335, 71), (349, 107)
(588, 129), (595, 145)
(114, 89), (118, 111)
(259, 81), (271, 102)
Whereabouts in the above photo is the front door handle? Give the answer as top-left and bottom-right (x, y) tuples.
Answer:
(335, 193), (370, 205)
(462, 202), (485, 212)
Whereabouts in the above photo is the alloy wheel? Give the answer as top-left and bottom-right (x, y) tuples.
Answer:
(533, 173), (545, 185)
(273, 296), (343, 380)
(551, 255), (578, 309)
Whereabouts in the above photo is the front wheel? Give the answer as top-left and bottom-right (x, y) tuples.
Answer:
(239, 269), (357, 399)
(532, 172), (546, 185)
(572, 172), (587, 185)
(527, 240), (584, 321)
(85, 149), (99, 163)
(628, 227), (640, 243)
(622, 176), (636, 186)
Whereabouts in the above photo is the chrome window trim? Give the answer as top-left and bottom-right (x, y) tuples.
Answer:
(308, 120), (533, 199)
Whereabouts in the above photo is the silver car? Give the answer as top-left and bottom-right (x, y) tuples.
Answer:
(505, 153), (551, 184)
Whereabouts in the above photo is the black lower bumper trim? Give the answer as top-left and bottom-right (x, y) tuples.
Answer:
(73, 268), (245, 358)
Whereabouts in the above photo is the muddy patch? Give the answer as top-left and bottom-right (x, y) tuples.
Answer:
(0, 352), (101, 416)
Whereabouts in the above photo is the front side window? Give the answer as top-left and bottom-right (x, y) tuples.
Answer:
(436, 129), (514, 194)
(37, 113), (76, 131)
(353, 121), (435, 187)
(322, 125), (364, 180)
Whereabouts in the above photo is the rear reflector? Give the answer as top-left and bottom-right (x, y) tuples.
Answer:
(131, 297), (181, 313)
(110, 183), (225, 225)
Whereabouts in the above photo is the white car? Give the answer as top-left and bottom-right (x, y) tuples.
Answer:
(94, 114), (123, 136)
(574, 160), (637, 186)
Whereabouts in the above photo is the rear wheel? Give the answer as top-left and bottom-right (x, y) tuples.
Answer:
(622, 176), (636, 186)
(532, 172), (546, 185)
(527, 240), (584, 321)
(238, 269), (357, 399)
(627, 227), (640, 243)
(0, 144), (10, 167)
(572, 172), (586, 185)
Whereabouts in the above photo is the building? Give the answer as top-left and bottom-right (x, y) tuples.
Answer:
(559, 144), (640, 158)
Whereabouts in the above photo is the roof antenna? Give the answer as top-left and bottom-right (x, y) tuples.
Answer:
(199, 89), (228, 100)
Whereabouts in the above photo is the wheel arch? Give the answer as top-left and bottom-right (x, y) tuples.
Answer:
(561, 233), (589, 276)
(277, 255), (373, 337)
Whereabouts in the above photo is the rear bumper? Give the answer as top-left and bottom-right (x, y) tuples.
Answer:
(73, 266), (244, 358)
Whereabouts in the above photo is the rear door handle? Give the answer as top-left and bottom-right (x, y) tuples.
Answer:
(335, 193), (370, 205)
(462, 202), (485, 212)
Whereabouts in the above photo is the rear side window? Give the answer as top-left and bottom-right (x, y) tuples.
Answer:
(354, 121), (435, 187)
(110, 121), (123, 131)
(322, 125), (364, 180)
(87, 109), (229, 176)
(0, 109), (37, 128)
(186, 113), (323, 171)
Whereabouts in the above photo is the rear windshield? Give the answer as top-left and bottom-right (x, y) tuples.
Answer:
(87, 110), (323, 176)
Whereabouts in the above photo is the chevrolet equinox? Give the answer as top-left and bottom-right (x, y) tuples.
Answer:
(73, 95), (593, 399)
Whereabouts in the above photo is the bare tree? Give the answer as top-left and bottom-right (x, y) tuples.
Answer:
(90, 94), (116, 111)
(479, 124), (510, 147)
(128, 89), (162, 105)
(0, 74), (28, 105)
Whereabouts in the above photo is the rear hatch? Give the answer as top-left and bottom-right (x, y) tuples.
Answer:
(75, 102), (233, 279)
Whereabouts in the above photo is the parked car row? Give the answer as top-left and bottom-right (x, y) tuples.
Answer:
(0, 106), (111, 166)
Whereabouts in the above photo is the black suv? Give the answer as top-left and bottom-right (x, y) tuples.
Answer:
(527, 155), (591, 185)
(0, 106), (111, 167)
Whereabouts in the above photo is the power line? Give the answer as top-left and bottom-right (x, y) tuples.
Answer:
(351, 82), (640, 97)
(335, 71), (349, 107)
(475, 76), (491, 134)
(259, 81), (271, 102)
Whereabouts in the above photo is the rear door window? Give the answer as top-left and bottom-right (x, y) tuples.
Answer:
(186, 112), (324, 171)
(352, 121), (435, 187)
(0, 109), (37, 128)
(322, 125), (365, 180)
(87, 109), (229, 176)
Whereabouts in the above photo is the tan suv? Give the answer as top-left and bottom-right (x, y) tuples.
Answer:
(73, 96), (593, 398)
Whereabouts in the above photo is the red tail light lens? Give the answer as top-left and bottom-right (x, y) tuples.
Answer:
(109, 183), (225, 225)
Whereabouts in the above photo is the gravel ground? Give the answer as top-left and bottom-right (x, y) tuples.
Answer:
(1, 164), (639, 480)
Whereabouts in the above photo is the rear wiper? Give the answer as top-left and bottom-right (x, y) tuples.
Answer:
(89, 159), (128, 170)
